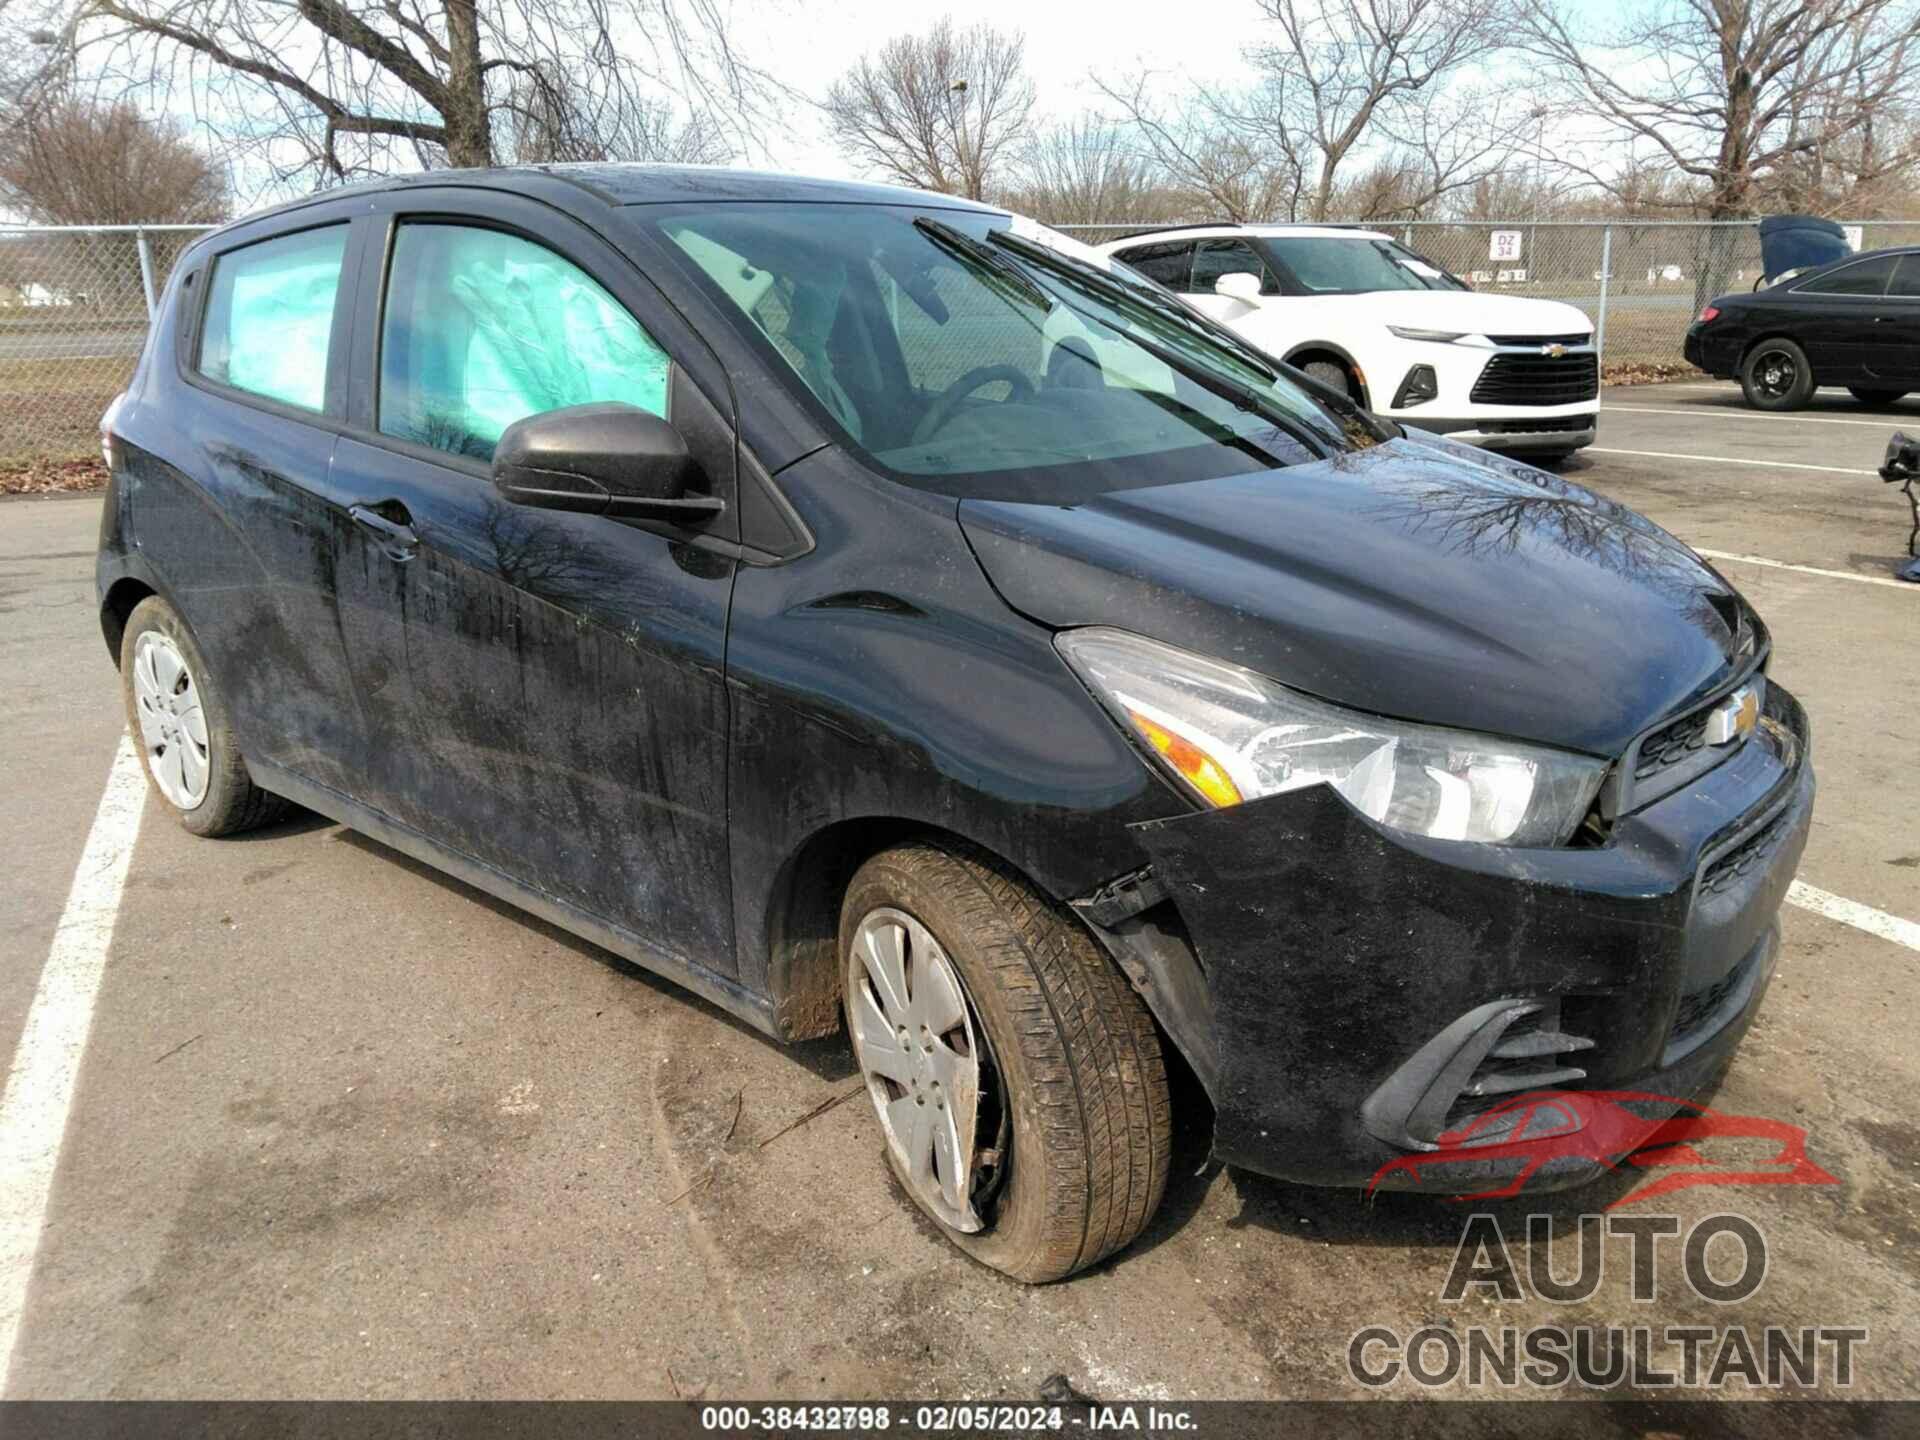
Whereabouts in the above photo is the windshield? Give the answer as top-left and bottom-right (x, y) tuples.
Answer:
(645, 203), (1357, 501)
(1258, 236), (1459, 295)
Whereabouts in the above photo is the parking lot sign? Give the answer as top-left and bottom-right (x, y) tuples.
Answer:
(1490, 230), (1523, 262)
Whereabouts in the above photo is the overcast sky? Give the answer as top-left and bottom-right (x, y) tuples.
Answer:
(714, 0), (1267, 181)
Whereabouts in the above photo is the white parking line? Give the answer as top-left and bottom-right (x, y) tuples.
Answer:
(1694, 549), (1918, 592)
(0, 736), (146, 1393)
(1788, 882), (1920, 952)
(1605, 404), (1906, 430)
(1588, 447), (1877, 476)
(1623, 383), (1746, 395)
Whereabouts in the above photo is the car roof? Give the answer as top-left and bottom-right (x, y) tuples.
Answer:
(1100, 223), (1393, 251)
(196, 164), (1001, 243)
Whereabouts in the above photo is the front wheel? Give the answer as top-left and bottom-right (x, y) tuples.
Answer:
(1848, 387), (1907, 407)
(1741, 339), (1814, 410)
(1300, 358), (1355, 400)
(841, 840), (1171, 1282)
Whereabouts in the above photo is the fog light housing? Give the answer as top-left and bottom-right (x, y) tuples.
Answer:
(1392, 364), (1438, 409)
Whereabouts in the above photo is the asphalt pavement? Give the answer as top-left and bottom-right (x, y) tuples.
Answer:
(1, 380), (1916, 1407)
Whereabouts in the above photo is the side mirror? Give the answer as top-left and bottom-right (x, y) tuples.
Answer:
(492, 402), (725, 524)
(1213, 271), (1264, 304)
(1883, 430), (1920, 482)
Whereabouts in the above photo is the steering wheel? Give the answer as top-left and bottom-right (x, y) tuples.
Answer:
(912, 365), (1036, 445)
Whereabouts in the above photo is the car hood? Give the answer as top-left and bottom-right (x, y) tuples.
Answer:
(959, 438), (1753, 757)
(1244, 289), (1592, 338)
(1758, 215), (1851, 285)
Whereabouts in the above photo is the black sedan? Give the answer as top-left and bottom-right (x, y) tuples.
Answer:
(98, 166), (1812, 1281)
(1687, 241), (1920, 410)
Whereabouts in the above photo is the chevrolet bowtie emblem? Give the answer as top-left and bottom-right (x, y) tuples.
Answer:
(1704, 685), (1760, 745)
(1541, 343), (1568, 357)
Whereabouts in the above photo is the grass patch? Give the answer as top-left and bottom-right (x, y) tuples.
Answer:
(0, 355), (137, 466)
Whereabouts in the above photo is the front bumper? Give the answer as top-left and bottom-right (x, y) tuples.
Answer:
(1109, 679), (1812, 1193)
(1400, 414), (1597, 454)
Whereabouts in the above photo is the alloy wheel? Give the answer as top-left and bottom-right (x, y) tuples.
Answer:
(1754, 349), (1798, 400)
(847, 906), (1002, 1233)
(131, 631), (211, 808)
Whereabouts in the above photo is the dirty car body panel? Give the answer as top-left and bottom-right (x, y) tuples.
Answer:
(99, 165), (1813, 1203)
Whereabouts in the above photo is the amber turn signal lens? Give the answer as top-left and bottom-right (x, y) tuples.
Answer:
(1126, 709), (1243, 808)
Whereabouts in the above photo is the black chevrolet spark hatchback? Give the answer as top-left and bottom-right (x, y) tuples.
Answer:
(98, 166), (1813, 1281)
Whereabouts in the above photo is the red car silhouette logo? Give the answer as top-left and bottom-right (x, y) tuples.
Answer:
(1366, 1090), (1837, 1207)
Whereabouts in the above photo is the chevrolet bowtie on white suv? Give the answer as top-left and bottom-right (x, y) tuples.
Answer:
(1102, 225), (1600, 459)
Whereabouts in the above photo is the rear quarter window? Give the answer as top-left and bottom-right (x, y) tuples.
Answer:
(196, 226), (348, 411)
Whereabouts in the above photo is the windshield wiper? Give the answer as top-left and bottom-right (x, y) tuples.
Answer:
(984, 227), (1283, 385)
(983, 229), (1340, 459)
(913, 216), (1051, 312)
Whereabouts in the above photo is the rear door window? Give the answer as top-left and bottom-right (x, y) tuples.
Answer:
(1190, 239), (1279, 295)
(197, 226), (348, 411)
(377, 223), (671, 461)
(1114, 242), (1195, 291)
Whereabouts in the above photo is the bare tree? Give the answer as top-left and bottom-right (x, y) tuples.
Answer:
(1517, 0), (1920, 221)
(509, 70), (731, 164)
(50, 0), (781, 187)
(1099, 0), (1516, 223)
(0, 94), (228, 222)
(995, 117), (1181, 226)
(823, 19), (1035, 199)
(1252, 0), (1515, 221)
(1092, 73), (1305, 222)
(1764, 17), (1920, 216)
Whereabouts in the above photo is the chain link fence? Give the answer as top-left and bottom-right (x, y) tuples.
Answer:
(0, 224), (212, 464)
(5, 217), (1919, 465)
(1057, 219), (1920, 373)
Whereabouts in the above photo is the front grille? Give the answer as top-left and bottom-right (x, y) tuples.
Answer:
(1480, 417), (1593, 435)
(1635, 709), (1711, 781)
(1700, 808), (1791, 896)
(1673, 953), (1756, 1040)
(1485, 332), (1591, 347)
(1470, 352), (1601, 406)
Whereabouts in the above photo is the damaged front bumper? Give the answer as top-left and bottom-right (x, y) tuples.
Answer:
(1082, 680), (1813, 1193)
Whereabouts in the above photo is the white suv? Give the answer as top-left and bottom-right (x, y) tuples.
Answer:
(1101, 225), (1599, 458)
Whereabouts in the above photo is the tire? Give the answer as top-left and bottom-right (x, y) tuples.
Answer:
(1740, 339), (1814, 410)
(1848, 387), (1907, 407)
(840, 839), (1171, 1283)
(120, 595), (288, 837)
(1301, 358), (1354, 400)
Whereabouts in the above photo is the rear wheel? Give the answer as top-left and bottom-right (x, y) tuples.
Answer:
(1848, 387), (1907, 407)
(1740, 339), (1814, 410)
(120, 596), (287, 836)
(840, 839), (1171, 1282)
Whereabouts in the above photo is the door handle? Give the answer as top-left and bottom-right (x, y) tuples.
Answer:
(349, 502), (420, 561)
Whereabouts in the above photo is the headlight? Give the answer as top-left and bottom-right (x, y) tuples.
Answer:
(1057, 628), (1607, 846)
(1388, 325), (1466, 343)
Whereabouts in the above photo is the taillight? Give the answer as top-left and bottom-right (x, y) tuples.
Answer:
(99, 392), (126, 469)
(1697, 305), (1720, 324)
